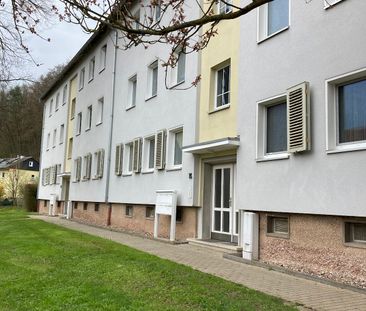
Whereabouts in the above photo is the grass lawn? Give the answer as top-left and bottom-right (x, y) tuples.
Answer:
(0, 208), (297, 311)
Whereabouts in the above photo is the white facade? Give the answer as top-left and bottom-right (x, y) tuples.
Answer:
(237, 0), (366, 217)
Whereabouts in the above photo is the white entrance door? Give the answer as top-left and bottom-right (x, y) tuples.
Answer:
(211, 164), (237, 242)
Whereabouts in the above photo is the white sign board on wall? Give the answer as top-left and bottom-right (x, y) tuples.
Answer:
(154, 190), (177, 241)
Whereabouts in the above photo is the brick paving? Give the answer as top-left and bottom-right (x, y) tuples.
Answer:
(31, 215), (366, 311)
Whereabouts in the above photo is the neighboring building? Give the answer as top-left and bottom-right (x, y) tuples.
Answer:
(0, 156), (39, 199)
(38, 0), (366, 288)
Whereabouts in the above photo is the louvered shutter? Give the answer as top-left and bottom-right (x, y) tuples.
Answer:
(42, 169), (46, 186)
(155, 130), (166, 170)
(77, 157), (82, 182)
(53, 165), (57, 184)
(287, 82), (311, 153)
(133, 138), (142, 173)
(98, 149), (104, 178)
(115, 144), (122, 175)
(273, 218), (289, 234)
(87, 154), (92, 180)
(46, 168), (50, 185)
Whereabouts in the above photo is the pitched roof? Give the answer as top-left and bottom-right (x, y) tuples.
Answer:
(0, 156), (34, 169)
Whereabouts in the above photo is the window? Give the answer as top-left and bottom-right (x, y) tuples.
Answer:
(146, 206), (155, 219)
(55, 93), (60, 111)
(62, 85), (68, 105)
(79, 68), (85, 90)
(94, 149), (104, 179)
(173, 131), (183, 166)
(132, 10), (140, 29)
(56, 164), (62, 184)
(123, 142), (134, 174)
(115, 144), (123, 176)
(127, 75), (137, 108)
(218, 0), (232, 14)
(126, 205), (133, 217)
(46, 133), (50, 150)
(86, 105), (92, 130)
(83, 153), (92, 180)
(267, 215), (289, 237)
(99, 45), (107, 72)
(176, 206), (183, 222)
(60, 124), (65, 144)
(49, 99), (53, 117)
(53, 129), (57, 148)
(257, 95), (289, 161)
(345, 222), (366, 245)
(167, 127), (183, 169)
(83, 202), (87, 210)
(74, 157), (82, 182)
(215, 65), (230, 109)
(258, 0), (289, 42)
(94, 203), (100, 212)
(147, 61), (158, 98)
(96, 97), (104, 125)
(143, 136), (155, 171)
(89, 57), (95, 81)
(76, 112), (82, 135)
(154, 2), (161, 21)
(326, 69), (366, 153)
(71, 98), (76, 120)
(68, 138), (73, 159)
(74, 202), (78, 210)
(170, 50), (186, 86)
(29, 161), (33, 168)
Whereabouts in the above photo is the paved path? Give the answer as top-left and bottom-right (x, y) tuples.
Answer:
(31, 215), (366, 311)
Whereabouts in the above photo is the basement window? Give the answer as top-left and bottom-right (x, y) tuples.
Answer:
(83, 202), (87, 211)
(94, 203), (99, 212)
(126, 205), (133, 217)
(267, 215), (289, 238)
(176, 206), (183, 223)
(146, 206), (155, 219)
(345, 222), (366, 246)
(74, 202), (78, 209)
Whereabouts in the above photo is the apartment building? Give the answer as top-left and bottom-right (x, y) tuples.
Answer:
(237, 0), (366, 287)
(38, 0), (365, 288)
(38, 2), (200, 240)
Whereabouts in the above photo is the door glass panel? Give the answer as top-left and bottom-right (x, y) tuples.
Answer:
(214, 211), (221, 231)
(214, 169), (222, 207)
(235, 211), (239, 234)
(223, 211), (230, 233)
(223, 168), (230, 208)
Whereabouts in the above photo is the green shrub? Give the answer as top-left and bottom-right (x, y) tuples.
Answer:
(22, 183), (38, 212)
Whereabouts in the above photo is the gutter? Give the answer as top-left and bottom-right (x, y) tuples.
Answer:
(104, 29), (119, 208)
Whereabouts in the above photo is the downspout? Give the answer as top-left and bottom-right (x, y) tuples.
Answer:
(105, 29), (118, 226)
(37, 100), (46, 212)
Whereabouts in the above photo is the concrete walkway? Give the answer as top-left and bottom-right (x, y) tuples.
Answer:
(31, 215), (366, 311)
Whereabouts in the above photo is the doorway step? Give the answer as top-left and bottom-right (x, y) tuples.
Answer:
(187, 238), (242, 254)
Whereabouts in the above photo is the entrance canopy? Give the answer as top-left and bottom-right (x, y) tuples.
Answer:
(183, 137), (240, 154)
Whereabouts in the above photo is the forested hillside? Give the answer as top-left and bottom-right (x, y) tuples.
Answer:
(0, 66), (64, 160)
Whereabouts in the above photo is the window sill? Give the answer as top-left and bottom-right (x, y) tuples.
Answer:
(99, 68), (105, 74)
(257, 26), (289, 44)
(76, 133), (80, 137)
(122, 172), (133, 177)
(166, 166), (182, 172)
(256, 153), (290, 162)
(71, 116), (75, 121)
(96, 122), (103, 127)
(266, 232), (290, 239)
(344, 241), (366, 249)
(145, 94), (157, 102)
(209, 104), (230, 115)
(324, 0), (344, 9)
(142, 170), (154, 174)
(88, 78), (94, 83)
(85, 128), (91, 132)
(126, 105), (136, 112)
(326, 144), (366, 154)
(52, 146), (56, 149)
(81, 178), (90, 182)
(125, 215), (133, 218)
(169, 80), (185, 89)
(92, 176), (101, 180)
(145, 217), (154, 221)
(59, 142), (63, 145)
(79, 87), (83, 92)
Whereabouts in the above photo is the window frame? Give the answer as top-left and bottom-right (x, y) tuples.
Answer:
(52, 128), (57, 148)
(256, 94), (289, 162)
(59, 124), (64, 145)
(79, 67), (85, 90)
(76, 112), (82, 136)
(62, 84), (68, 106)
(96, 97), (104, 125)
(142, 135), (156, 173)
(324, 0), (345, 9)
(125, 205), (133, 217)
(55, 92), (60, 111)
(326, 67), (366, 154)
(88, 56), (96, 82)
(146, 60), (158, 100)
(213, 62), (231, 111)
(170, 49), (186, 88)
(257, 0), (290, 43)
(166, 126), (183, 171)
(217, 0), (233, 14)
(266, 215), (290, 238)
(99, 44), (107, 72)
(123, 142), (134, 175)
(145, 206), (155, 219)
(344, 220), (366, 248)
(127, 74), (137, 110)
(86, 105), (92, 131)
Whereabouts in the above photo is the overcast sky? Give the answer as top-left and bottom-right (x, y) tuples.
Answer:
(27, 20), (91, 80)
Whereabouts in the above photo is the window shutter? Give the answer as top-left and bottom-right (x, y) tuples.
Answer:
(42, 169), (46, 186)
(86, 153), (92, 180)
(133, 138), (142, 173)
(287, 82), (311, 153)
(115, 144), (122, 176)
(155, 130), (166, 170)
(76, 157), (81, 182)
(53, 165), (57, 184)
